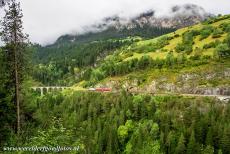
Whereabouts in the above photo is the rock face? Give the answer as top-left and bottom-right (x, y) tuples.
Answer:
(96, 68), (230, 96)
(99, 4), (212, 30)
(54, 4), (212, 46)
(202, 88), (230, 95)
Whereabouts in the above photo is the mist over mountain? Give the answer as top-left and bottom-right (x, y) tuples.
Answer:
(2, 0), (226, 45)
(1, 0), (230, 152)
(54, 4), (212, 45)
(98, 4), (212, 29)
(0, 0), (7, 7)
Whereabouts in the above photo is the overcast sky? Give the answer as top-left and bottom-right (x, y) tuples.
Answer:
(1, 0), (230, 45)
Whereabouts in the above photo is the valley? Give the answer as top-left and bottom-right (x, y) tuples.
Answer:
(0, 1), (230, 154)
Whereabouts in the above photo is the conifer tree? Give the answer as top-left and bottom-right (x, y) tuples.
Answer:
(221, 126), (230, 154)
(187, 131), (198, 154)
(205, 127), (213, 146)
(166, 131), (177, 154)
(1, 0), (28, 134)
(218, 149), (223, 154)
(202, 145), (214, 154)
(175, 133), (186, 154)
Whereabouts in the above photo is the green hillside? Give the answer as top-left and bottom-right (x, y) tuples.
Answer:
(76, 15), (230, 95)
(32, 25), (174, 86)
(2, 2), (230, 154)
(122, 16), (229, 61)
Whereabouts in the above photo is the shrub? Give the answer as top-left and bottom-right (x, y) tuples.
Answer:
(167, 36), (174, 40)
(123, 52), (134, 58)
(174, 34), (180, 38)
(175, 31), (194, 54)
(175, 43), (192, 54)
(165, 52), (175, 67)
(203, 15), (230, 24)
(200, 30), (211, 40)
(132, 36), (170, 53)
(138, 55), (153, 69)
(200, 26), (214, 40)
(220, 22), (230, 32)
(160, 49), (168, 52)
(225, 33), (230, 47)
(216, 43), (230, 58)
(190, 30), (200, 36)
(190, 48), (202, 60)
(225, 25), (230, 33)
(203, 40), (221, 49)
(212, 29), (224, 38)
(175, 43), (185, 52)
(202, 55), (211, 60)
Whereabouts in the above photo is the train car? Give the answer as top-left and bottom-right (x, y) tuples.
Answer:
(88, 88), (96, 91)
(95, 88), (112, 92)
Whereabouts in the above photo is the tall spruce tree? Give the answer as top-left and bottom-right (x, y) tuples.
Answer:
(187, 130), (198, 154)
(1, 0), (28, 134)
(175, 134), (186, 154)
(221, 126), (230, 154)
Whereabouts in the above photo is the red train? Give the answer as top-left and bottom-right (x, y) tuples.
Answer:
(96, 88), (112, 92)
(89, 88), (112, 92)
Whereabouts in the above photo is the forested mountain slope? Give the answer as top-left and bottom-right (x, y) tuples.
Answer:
(1, 1), (230, 154)
(74, 15), (230, 95)
(32, 4), (213, 86)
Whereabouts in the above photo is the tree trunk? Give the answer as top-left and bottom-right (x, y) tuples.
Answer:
(14, 46), (20, 135)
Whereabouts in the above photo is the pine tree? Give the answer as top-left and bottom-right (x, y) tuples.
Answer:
(1, 0), (28, 134)
(218, 149), (223, 154)
(202, 145), (214, 154)
(0, 46), (16, 146)
(187, 131), (198, 154)
(166, 131), (177, 154)
(205, 127), (213, 146)
(221, 126), (230, 154)
(175, 134), (186, 154)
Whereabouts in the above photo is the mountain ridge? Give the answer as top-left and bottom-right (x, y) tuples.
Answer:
(99, 4), (212, 29)
(53, 4), (212, 46)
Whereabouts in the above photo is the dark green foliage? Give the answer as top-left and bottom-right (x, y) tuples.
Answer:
(166, 131), (177, 154)
(216, 43), (230, 58)
(200, 26), (214, 40)
(33, 39), (132, 85)
(181, 31), (194, 44)
(175, 43), (186, 52)
(174, 34), (180, 38)
(225, 33), (230, 47)
(82, 52), (216, 87)
(220, 22), (230, 33)
(18, 92), (230, 154)
(187, 131), (199, 154)
(175, 134), (186, 154)
(206, 127), (214, 146)
(212, 29), (224, 38)
(221, 126), (230, 154)
(202, 15), (230, 25)
(0, 48), (16, 147)
(1, 0), (30, 138)
(175, 31), (194, 54)
(202, 145), (214, 154)
(132, 36), (170, 53)
(165, 52), (175, 67)
(137, 55), (153, 69)
(203, 40), (221, 49)
(32, 26), (175, 85)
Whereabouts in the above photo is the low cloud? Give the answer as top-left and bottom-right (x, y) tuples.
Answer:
(1, 0), (230, 45)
